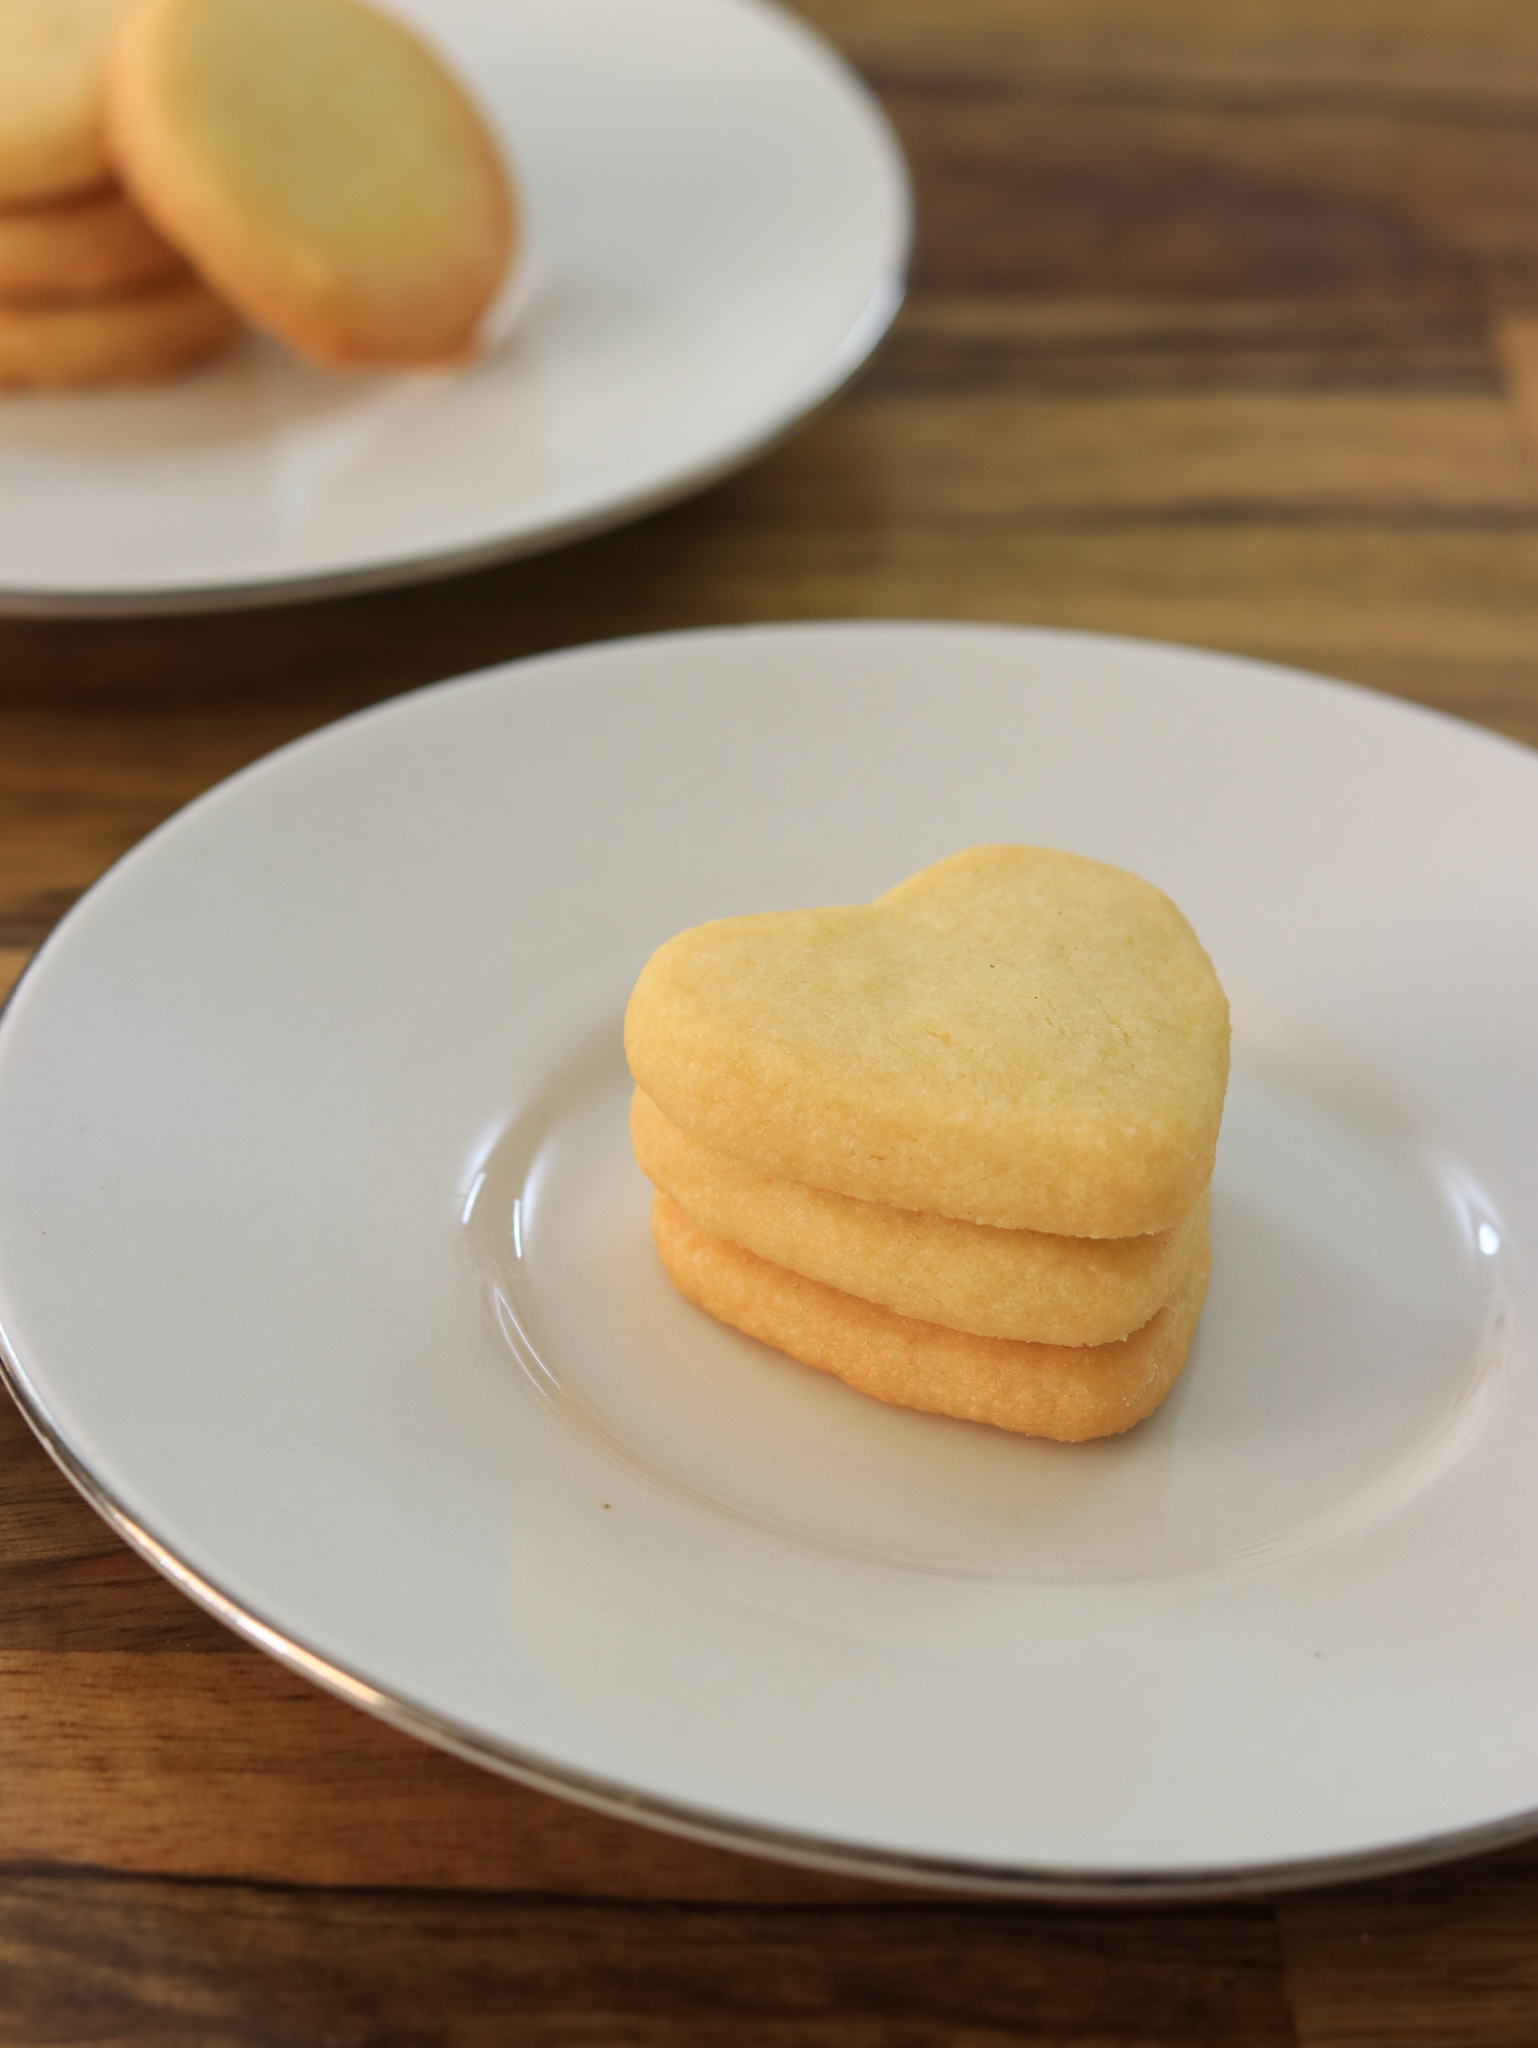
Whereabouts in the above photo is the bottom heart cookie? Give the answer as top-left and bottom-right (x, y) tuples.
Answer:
(652, 1192), (1212, 1443)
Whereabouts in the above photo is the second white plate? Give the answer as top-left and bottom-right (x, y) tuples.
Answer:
(0, 0), (909, 613)
(2, 623), (1536, 1895)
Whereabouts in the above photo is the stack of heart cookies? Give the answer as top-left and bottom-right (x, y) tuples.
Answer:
(625, 846), (1230, 1442)
(0, 0), (515, 389)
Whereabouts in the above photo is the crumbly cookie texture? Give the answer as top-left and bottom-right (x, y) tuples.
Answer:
(106, 0), (516, 367)
(0, 0), (129, 205)
(0, 184), (186, 303)
(0, 270), (236, 385)
(652, 1193), (1212, 1442)
(633, 1088), (1209, 1346)
(626, 846), (1230, 1238)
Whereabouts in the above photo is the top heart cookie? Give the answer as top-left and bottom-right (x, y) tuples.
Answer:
(624, 846), (1229, 1238)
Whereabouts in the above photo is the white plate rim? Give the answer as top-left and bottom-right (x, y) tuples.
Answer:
(5, 1354), (1538, 1903)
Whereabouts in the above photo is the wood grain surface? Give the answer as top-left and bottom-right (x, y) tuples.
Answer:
(5, 0), (1538, 2040)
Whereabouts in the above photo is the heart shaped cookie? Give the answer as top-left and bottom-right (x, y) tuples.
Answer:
(625, 846), (1229, 1238)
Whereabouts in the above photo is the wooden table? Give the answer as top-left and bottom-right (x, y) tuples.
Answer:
(6, 1), (1538, 2038)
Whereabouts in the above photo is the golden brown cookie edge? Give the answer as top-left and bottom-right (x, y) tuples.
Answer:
(651, 1191), (1212, 1443)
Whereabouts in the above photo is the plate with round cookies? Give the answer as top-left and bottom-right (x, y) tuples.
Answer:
(0, 0), (908, 612)
(1, 621), (1536, 1897)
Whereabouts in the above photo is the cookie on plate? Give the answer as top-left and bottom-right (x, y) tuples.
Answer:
(0, 183), (186, 302)
(626, 846), (1231, 1239)
(652, 1194), (1213, 1442)
(0, 270), (237, 385)
(106, 0), (517, 367)
(633, 1087), (1209, 1346)
(0, 0), (128, 206)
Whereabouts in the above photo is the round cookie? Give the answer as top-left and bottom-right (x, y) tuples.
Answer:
(0, 273), (238, 386)
(626, 846), (1231, 1239)
(633, 1089), (1209, 1346)
(106, 0), (517, 367)
(0, 185), (186, 302)
(0, 0), (129, 205)
(652, 1194), (1212, 1442)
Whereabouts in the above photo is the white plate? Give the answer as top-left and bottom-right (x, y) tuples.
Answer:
(0, 0), (908, 615)
(2, 623), (1536, 1898)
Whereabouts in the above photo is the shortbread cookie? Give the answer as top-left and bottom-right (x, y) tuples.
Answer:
(107, 0), (517, 367)
(626, 847), (1230, 1239)
(0, 272), (237, 385)
(653, 1194), (1211, 1442)
(0, 0), (128, 204)
(633, 1088), (1208, 1346)
(0, 184), (185, 302)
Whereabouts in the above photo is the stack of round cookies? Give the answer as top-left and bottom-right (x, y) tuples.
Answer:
(625, 846), (1230, 1442)
(0, 0), (236, 387)
(1, 0), (514, 389)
